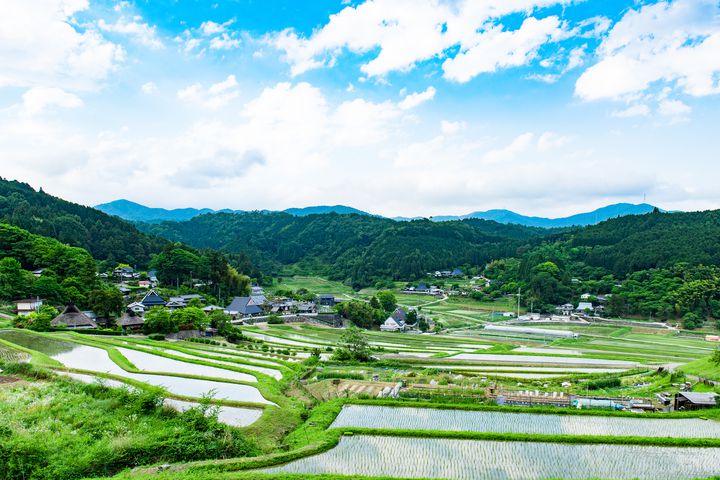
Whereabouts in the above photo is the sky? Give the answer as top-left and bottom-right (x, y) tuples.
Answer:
(1, 0), (720, 218)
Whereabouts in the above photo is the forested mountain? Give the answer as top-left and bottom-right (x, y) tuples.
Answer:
(138, 212), (551, 288)
(95, 199), (372, 223)
(0, 179), (166, 268)
(430, 203), (659, 227)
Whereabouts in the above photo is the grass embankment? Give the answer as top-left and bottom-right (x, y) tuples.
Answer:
(0, 363), (258, 480)
(0, 337), (62, 368)
(680, 356), (720, 382)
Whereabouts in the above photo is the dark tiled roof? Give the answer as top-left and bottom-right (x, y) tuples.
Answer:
(226, 297), (262, 315)
(141, 289), (166, 307)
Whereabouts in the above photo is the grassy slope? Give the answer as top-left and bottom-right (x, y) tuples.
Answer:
(681, 356), (720, 381)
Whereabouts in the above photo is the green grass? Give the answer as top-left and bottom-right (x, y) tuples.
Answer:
(0, 366), (258, 480)
(681, 356), (720, 381)
(273, 276), (354, 295)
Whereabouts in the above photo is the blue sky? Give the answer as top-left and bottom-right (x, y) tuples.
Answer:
(1, 0), (720, 217)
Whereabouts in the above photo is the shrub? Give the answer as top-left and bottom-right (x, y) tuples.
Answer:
(586, 377), (621, 390)
(316, 371), (364, 381)
(148, 333), (166, 341)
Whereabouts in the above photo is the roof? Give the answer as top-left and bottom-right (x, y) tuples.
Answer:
(202, 305), (224, 311)
(14, 298), (44, 303)
(141, 289), (166, 307)
(318, 294), (335, 299)
(390, 307), (406, 322)
(678, 392), (718, 405)
(249, 295), (267, 306)
(577, 302), (593, 310)
(116, 311), (145, 327)
(226, 296), (262, 315)
(51, 304), (98, 328)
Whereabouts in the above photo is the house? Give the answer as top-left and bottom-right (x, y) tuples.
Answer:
(580, 293), (592, 300)
(318, 294), (336, 307)
(226, 296), (263, 317)
(202, 305), (224, 313)
(31, 268), (45, 277)
(140, 289), (166, 308)
(415, 283), (429, 293)
(251, 285), (265, 295)
(576, 302), (593, 312)
(297, 302), (316, 313)
(165, 299), (186, 309)
(674, 392), (719, 411)
(127, 302), (146, 314)
(380, 308), (407, 332)
(138, 280), (151, 288)
(14, 298), (43, 316)
(51, 304), (98, 329)
(451, 268), (464, 277)
(118, 287), (131, 295)
(116, 310), (144, 331)
(249, 295), (267, 307)
(555, 303), (574, 316)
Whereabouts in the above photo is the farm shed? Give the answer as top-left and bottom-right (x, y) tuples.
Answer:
(483, 325), (578, 338)
(51, 304), (98, 329)
(674, 392), (719, 411)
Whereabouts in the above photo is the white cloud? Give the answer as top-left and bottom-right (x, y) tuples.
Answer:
(442, 16), (566, 83)
(200, 20), (230, 36)
(398, 86), (436, 110)
(271, 0), (573, 80)
(141, 81), (157, 94)
(177, 74), (240, 109)
(440, 120), (465, 135)
(537, 132), (571, 152)
(527, 73), (560, 84)
(482, 132), (535, 163)
(98, 16), (163, 49)
(21, 87), (83, 115)
(611, 104), (650, 118)
(0, 0), (124, 91)
(576, 0), (720, 101)
(658, 99), (691, 117)
(209, 33), (241, 50)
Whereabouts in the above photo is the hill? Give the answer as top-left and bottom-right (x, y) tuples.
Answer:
(430, 203), (660, 227)
(0, 179), (166, 268)
(95, 200), (372, 223)
(138, 212), (551, 288)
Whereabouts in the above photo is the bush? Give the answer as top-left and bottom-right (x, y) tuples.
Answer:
(267, 314), (283, 325)
(148, 333), (165, 341)
(316, 371), (364, 380)
(586, 377), (621, 390)
(185, 337), (221, 345)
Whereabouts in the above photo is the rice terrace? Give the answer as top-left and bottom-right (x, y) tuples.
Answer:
(3, 0), (720, 479)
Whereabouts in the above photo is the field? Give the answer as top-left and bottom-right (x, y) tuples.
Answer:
(272, 276), (355, 295)
(264, 435), (720, 479)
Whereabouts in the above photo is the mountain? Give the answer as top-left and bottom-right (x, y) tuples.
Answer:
(95, 200), (372, 223)
(137, 212), (552, 288)
(430, 203), (660, 227)
(0, 179), (166, 267)
(282, 205), (371, 217)
(95, 199), (236, 223)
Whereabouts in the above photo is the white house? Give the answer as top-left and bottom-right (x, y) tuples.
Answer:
(380, 308), (407, 332)
(14, 298), (43, 316)
(127, 302), (146, 314)
(555, 303), (574, 316)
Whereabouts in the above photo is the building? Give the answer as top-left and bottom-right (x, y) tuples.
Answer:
(555, 303), (574, 316)
(251, 285), (265, 295)
(51, 304), (98, 329)
(226, 296), (263, 317)
(451, 268), (464, 277)
(14, 298), (43, 316)
(202, 305), (224, 313)
(674, 392), (719, 410)
(140, 289), (166, 309)
(127, 302), (146, 314)
(116, 311), (145, 331)
(318, 294), (336, 307)
(576, 302), (593, 312)
(380, 308), (407, 332)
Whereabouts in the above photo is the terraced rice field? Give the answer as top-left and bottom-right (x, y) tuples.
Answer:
(265, 436), (720, 479)
(331, 405), (720, 438)
(448, 353), (637, 367)
(0, 331), (273, 405)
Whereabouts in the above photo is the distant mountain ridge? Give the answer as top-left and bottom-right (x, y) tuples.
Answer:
(429, 203), (661, 228)
(95, 199), (661, 227)
(94, 200), (372, 223)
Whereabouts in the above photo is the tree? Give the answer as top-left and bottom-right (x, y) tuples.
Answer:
(682, 312), (702, 330)
(332, 327), (373, 362)
(143, 307), (178, 334)
(711, 349), (720, 367)
(417, 316), (429, 332)
(337, 300), (377, 329)
(0, 257), (29, 300)
(376, 291), (397, 313)
(171, 307), (209, 331)
(16, 305), (58, 331)
(88, 289), (124, 323)
(406, 309), (418, 325)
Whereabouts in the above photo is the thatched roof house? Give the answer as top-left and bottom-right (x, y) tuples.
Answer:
(51, 304), (98, 329)
(116, 311), (145, 330)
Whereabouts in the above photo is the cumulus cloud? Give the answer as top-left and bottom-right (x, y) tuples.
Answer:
(398, 86), (436, 110)
(611, 104), (650, 118)
(0, 0), (124, 91)
(576, 0), (720, 101)
(98, 16), (163, 49)
(21, 87), (83, 115)
(141, 81), (157, 94)
(271, 0), (573, 81)
(177, 74), (240, 109)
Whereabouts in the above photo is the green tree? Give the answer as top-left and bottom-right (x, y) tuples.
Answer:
(406, 309), (418, 324)
(88, 289), (124, 323)
(332, 327), (372, 362)
(171, 307), (209, 331)
(682, 312), (702, 330)
(0, 257), (29, 300)
(143, 307), (178, 334)
(711, 349), (720, 366)
(417, 316), (429, 332)
(376, 291), (397, 312)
